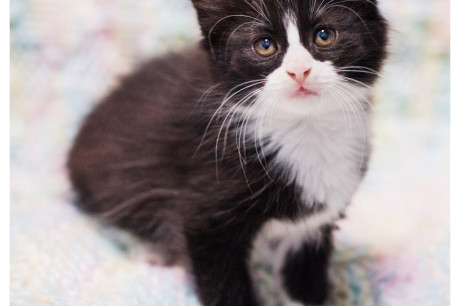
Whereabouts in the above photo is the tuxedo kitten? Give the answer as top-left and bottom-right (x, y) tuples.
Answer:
(68, 0), (388, 305)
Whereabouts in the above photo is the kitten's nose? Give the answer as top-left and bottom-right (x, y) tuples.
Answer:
(286, 68), (312, 85)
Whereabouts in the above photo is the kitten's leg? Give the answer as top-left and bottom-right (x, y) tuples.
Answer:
(280, 226), (333, 305)
(187, 231), (260, 306)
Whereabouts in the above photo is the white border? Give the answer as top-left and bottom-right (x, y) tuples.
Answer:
(3, 1), (454, 305)
(3, 0), (11, 304)
(451, 0), (457, 304)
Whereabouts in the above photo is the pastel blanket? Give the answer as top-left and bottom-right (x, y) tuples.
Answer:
(11, 0), (450, 305)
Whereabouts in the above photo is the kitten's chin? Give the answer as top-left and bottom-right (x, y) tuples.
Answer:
(252, 89), (324, 121)
(270, 96), (324, 120)
(290, 87), (318, 99)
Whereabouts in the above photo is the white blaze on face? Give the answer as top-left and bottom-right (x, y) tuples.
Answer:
(283, 21), (314, 86)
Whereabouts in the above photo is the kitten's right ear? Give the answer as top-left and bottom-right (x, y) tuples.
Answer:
(191, 0), (235, 49)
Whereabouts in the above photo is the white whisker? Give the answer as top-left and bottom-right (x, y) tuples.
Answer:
(329, 83), (370, 172)
(224, 21), (260, 62)
(208, 14), (265, 59)
(243, 0), (272, 25)
(220, 88), (263, 160)
(324, 4), (379, 45)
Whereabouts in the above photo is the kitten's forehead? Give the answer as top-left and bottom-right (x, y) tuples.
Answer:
(243, 0), (381, 31)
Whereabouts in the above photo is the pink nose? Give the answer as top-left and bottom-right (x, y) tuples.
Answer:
(286, 68), (312, 85)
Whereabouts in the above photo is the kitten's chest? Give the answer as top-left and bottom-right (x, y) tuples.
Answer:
(264, 114), (368, 213)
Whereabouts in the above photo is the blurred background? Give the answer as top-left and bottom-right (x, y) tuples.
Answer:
(11, 0), (450, 305)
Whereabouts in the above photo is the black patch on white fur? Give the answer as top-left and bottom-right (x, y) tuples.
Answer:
(281, 226), (333, 305)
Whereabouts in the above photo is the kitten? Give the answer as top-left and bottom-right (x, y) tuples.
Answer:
(67, 0), (388, 305)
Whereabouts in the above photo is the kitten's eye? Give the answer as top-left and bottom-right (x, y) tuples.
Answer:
(314, 28), (337, 47)
(254, 38), (277, 57)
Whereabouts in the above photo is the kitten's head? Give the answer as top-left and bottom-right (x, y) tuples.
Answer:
(192, 0), (388, 119)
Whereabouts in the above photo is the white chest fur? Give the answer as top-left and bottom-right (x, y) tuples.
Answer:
(269, 111), (368, 212)
(251, 107), (370, 238)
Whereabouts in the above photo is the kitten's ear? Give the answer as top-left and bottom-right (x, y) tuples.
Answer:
(191, 0), (236, 48)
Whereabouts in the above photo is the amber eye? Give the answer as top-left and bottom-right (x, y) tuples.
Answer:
(254, 38), (277, 57)
(314, 28), (337, 47)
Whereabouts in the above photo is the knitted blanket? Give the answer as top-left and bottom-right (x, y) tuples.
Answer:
(11, 0), (450, 305)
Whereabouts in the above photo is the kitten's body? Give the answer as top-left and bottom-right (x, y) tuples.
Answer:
(68, 1), (387, 305)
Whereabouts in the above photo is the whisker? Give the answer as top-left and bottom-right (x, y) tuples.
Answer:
(315, 0), (336, 18)
(214, 85), (266, 183)
(197, 80), (264, 151)
(329, 83), (369, 172)
(243, 0), (272, 25)
(327, 86), (353, 130)
(337, 67), (382, 78)
(324, 4), (379, 45)
(224, 21), (260, 62)
(317, 0), (378, 18)
(341, 76), (373, 89)
(208, 15), (265, 59)
(220, 88), (263, 161)
(336, 80), (374, 111)
(240, 92), (272, 178)
(339, 65), (381, 73)
(192, 82), (223, 113)
(258, 0), (271, 24)
(254, 93), (279, 178)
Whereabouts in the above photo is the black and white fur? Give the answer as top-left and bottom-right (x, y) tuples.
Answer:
(68, 1), (388, 305)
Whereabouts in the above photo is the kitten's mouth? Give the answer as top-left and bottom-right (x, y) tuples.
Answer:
(291, 87), (318, 99)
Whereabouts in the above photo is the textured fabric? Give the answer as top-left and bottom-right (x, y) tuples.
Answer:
(11, 0), (449, 305)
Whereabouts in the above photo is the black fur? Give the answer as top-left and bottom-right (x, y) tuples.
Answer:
(281, 226), (333, 305)
(67, 1), (388, 305)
